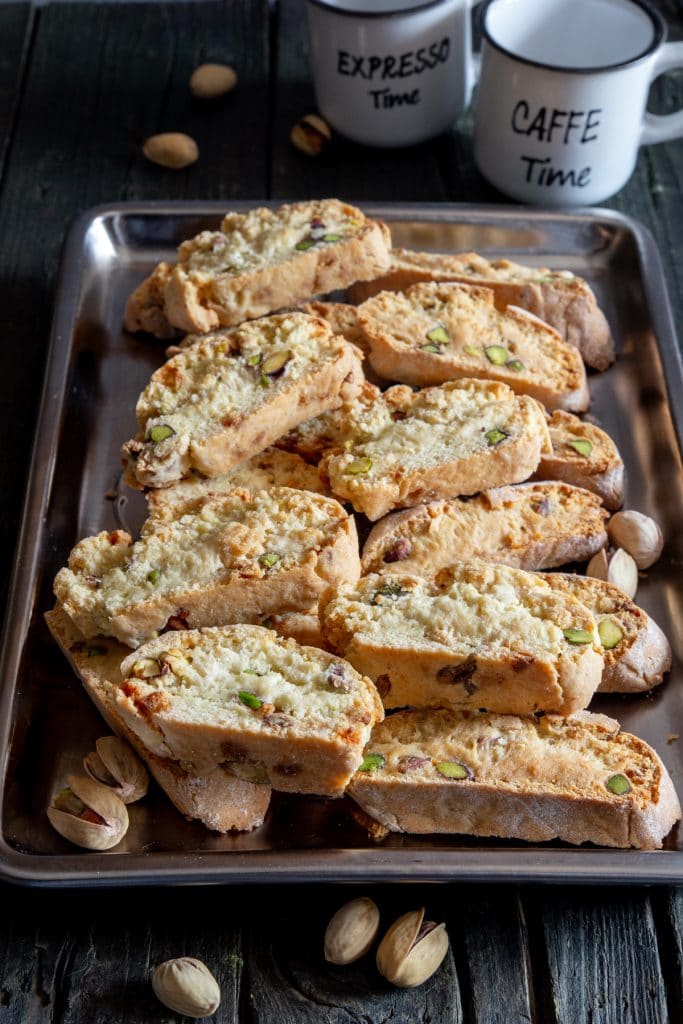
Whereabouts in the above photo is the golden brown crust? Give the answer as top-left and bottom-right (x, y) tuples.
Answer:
(536, 411), (624, 511)
(347, 248), (615, 371)
(361, 482), (608, 576)
(320, 565), (604, 716)
(45, 606), (271, 832)
(124, 262), (178, 340)
(540, 573), (671, 694)
(357, 282), (589, 412)
(347, 708), (680, 849)
(162, 202), (392, 334)
(320, 380), (552, 521)
(300, 300), (388, 387)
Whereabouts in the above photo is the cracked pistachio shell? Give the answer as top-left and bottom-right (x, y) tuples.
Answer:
(376, 908), (449, 988)
(324, 897), (380, 964)
(83, 735), (149, 804)
(152, 957), (220, 1018)
(587, 547), (638, 600)
(607, 510), (663, 569)
(47, 774), (129, 851)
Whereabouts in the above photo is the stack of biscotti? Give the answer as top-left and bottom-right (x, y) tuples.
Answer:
(347, 248), (615, 370)
(124, 199), (391, 337)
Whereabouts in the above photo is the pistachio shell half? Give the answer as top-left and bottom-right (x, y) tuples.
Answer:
(376, 908), (449, 988)
(47, 774), (129, 850)
(152, 957), (220, 1018)
(83, 736), (149, 804)
(324, 897), (380, 964)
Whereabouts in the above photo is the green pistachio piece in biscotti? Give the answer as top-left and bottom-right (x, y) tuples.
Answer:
(606, 773), (631, 795)
(464, 344), (481, 357)
(345, 457), (373, 475)
(506, 359), (525, 372)
(485, 428), (508, 446)
(485, 345), (508, 365)
(258, 552), (280, 570)
(426, 326), (450, 345)
(434, 760), (473, 780)
(148, 424), (176, 443)
(261, 350), (291, 376)
(146, 569), (160, 585)
(246, 353), (261, 366)
(563, 627), (594, 645)
(421, 343), (442, 354)
(238, 691), (263, 711)
(322, 233), (342, 243)
(598, 618), (623, 650)
(371, 581), (409, 604)
(295, 237), (315, 251)
(358, 753), (385, 772)
(567, 438), (593, 458)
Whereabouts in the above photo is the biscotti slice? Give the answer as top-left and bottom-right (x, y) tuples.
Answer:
(45, 605), (271, 832)
(536, 410), (624, 510)
(540, 573), (671, 693)
(276, 380), (380, 464)
(320, 563), (603, 716)
(347, 249), (614, 370)
(122, 311), (362, 489)
(146, 448), (329, 520)
(53, 488), (360, 648)
(149, 199), (391, 335)
(357, 282), (589, 411)
(347, 708), (680, 849)
(320, 379), (552, 520)
(115, 625), (384, 797)
(300, 301), (388, 386)
(124, 262), (177, 340)
(361, 482), (608, 577)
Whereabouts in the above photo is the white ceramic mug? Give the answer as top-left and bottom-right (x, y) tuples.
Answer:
(473, 0), (683, 206)
(306, 0), (475, 147)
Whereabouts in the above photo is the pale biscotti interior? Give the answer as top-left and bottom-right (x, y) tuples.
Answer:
(116, 625), (383, 797)
(361, 481), (609, 576)
(347, 247), (615, 371)
(320, 379), (552, 520)
(347, 708), (680, 849)
(122, 311), (361, 488)
(357, 281), (588, 412)
(46, 198), (677, 847)
(53, 487), (358, 647)
(320, 563), (604, 716)
(45, 605), (272, 833)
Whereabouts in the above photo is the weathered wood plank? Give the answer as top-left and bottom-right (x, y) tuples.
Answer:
(246, 886), (462, 1023)
(0, 0), (269, 616)
(270, 0), (450, 201)
(0, 5), (33, 182)
(651, 887), (683, 1024)
(526, 887), (669, 1024)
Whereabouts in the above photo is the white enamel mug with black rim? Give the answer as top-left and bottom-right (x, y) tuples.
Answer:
(473, 0), (683, 206)
(306, 0), (475, 147)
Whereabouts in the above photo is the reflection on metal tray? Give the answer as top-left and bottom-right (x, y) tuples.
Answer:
(0, 202), (681, 886)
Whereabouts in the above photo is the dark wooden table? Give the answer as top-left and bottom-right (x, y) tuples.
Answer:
(0, 2), (682, 1020)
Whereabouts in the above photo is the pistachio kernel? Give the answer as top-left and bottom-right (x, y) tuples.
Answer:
(426, 326), (449, 345)
(345, 457), (373, 475)
(606, 773), (631, 795)
(563, 627), (594, 644)
(295, 238), (316, 251)
(598, 618), (624, 650)
(238, 691), (263, 710)
(372, 581), (408, 604)
(506, 358), (525, 372)
(485, 428), (508, 446)
(147, 568), (160, 585)
(421, 343), (442, 354)
(464, 344), (481, 357)
(246, 353), (261, 366)
(322, 232), (342, 242)
(148, 424), (175, 443)
(261, 349), (291, 376)
(567, 438), (593, 458)
(434, 760), (472, 780)
(131, 657), (161, 678)
(485, 345), (508, 365)
(258, 552), (280, 569)
(259, 373), (271, 387)
(358, 752), (385, 772)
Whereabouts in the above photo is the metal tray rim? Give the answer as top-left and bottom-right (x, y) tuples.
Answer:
(2, 200), (681, 887)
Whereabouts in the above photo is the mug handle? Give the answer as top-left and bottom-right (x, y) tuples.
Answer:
(641, 42), (683, 145)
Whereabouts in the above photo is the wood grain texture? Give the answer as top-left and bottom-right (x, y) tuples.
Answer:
(0, 5), (32, 184)
(525, 887), (669, 1024)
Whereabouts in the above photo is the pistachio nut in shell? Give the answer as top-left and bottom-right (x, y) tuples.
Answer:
(586, 546), (638, 600)
(83, 735), (149, 804)
(189, 62), (237, 99)
(143, 132), (199, 169)
(324, 896), (380, 964)
(47, 774), (129, 851)
(290, 113), (331, 156)
(152, 957), (220, 1018)
(376, 908), (449, 988)
(607, 510), (663, 569)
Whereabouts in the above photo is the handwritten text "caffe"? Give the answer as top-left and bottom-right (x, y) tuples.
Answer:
(512, 101), (602, 188)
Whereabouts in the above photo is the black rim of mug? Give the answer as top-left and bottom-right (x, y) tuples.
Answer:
(307, 0), (448, 18)
(480, 0), (666, 74)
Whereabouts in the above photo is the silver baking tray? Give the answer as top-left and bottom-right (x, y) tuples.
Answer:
(1, 202), (682, 886)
